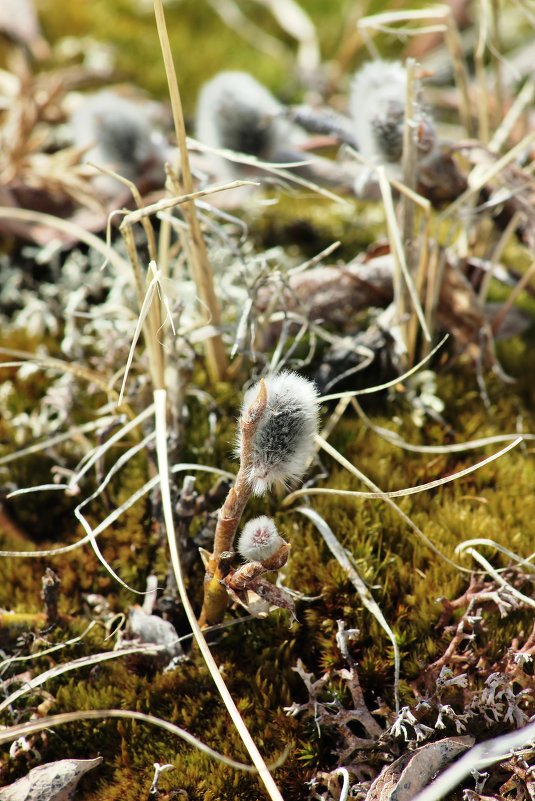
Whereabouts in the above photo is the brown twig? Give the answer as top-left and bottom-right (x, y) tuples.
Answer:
(199, 380), (267, 627)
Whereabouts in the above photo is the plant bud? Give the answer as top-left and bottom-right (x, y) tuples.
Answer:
(350, 60), (437, 181)
(237, 371), (320, 495)
(227, 560), (265, 591)
(196, 71), (282, 159)
(237, 516), (286, 562)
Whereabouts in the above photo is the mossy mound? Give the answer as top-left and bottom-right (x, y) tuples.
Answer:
(1, 349), (534, 799)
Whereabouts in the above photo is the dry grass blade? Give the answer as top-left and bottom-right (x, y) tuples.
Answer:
(257, 0), (319, 73)
(319, 335), (448, 402)
(295, 505), (400, 714)
(351, 396), (535, 455)
(117, 264), (162, 406)
(0, 207), (130, 274)
(0, 346), (122, 400)
(440, 131), (535, 221)
(455, 544), (535, 608)
(153, 0), (227, 381)
(73, 432), (157, 595)
(475, 0), (491, 144)
(455, 538), (535, 571)
(206, 0), (286, 58)
(190, 138), (350, 206)
(410, 719), (535, 801)
(120, 180), (258, 228)
(377, 166), (431, 345)
(283, 435), (523, 503)
(0, 645), (163, 714)
(153, 389), (285, 801)
(294, 436), (473, 573)
(7, 484), (69, 498)
(0, 622), (98, 670)
(67, 405), (154, 491)
(489, 78), (535, 152)
(0, 417), (120, 467)
(0, 710), (257, 772)
(0, 464), (233, 558)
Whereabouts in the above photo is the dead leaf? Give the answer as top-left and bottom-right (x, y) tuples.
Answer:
(248, 578), (297, 620)
(0, 757), (102, 801)
(366, 736), (474, 801)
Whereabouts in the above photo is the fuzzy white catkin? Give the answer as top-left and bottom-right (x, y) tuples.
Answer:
(70, 92), (166, 188)
(350, 60), (437, 190)
(237, 516), (286, 562)
(237, 370), (320, 495)
(195, 71), (306, 177)
(350, 60), (408, 167)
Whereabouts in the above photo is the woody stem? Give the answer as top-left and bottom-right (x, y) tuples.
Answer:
(199, 380), (267, 626)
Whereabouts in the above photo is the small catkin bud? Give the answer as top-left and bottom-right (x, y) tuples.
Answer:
(195, 71), (282, 160)
(350, 60), (437, 177)
(237, 371), (320, 495)
(237, 516), (286, 562)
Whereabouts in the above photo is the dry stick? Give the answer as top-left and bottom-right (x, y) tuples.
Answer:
(153, 389), (285, 801)
(153, 0), (227, 382)
(199, 380), (268, 627)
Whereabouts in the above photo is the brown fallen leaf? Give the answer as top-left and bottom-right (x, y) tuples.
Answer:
(366, 736), (474, 801)
(0, 757), (102, 801)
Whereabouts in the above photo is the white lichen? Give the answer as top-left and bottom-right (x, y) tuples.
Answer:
(237, 370), (320, 495)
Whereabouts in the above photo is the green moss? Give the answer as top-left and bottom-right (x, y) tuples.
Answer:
(2, 351), (535, 797)
(246, 195), (384, 261)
